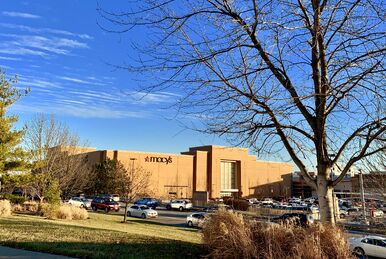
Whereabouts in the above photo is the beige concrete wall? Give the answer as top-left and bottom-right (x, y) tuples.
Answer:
(83, 145), (292, 200)
(194, 150), (208, 192)
(106, 151), (194, 199)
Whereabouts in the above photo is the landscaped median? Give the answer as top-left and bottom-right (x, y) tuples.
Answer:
(0, 212), (205, 258)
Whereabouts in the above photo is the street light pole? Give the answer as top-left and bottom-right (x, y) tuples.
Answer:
(123, 158), (137, 222)
(359, 169), (367, 224)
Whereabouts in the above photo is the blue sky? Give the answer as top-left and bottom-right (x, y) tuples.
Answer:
(0, 0), (229, 154)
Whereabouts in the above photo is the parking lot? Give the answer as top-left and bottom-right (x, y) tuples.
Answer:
(91, 205), (194, 228)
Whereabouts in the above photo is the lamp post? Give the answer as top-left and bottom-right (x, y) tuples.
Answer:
(123, 158), (137, 223)
(359, 169), (367, 224)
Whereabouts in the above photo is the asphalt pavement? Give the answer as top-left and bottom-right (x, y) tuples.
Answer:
(0, 246), (73, 259)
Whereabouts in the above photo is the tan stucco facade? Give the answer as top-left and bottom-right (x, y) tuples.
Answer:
(84, 145), (292, 201)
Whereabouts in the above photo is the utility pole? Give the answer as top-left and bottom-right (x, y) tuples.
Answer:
(359, 169), (367, 224)
(123, 158), (136, 222)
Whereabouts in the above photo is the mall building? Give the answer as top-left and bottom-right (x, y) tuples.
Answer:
(81, 145), (292, 203)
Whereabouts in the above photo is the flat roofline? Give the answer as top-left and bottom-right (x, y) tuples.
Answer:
(188, 145), (249, 151)
(100, 149), (194, 157)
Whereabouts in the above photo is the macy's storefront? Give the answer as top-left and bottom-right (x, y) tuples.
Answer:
(82, 145), (293, 202)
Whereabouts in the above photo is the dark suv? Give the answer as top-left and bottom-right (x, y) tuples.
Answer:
(91, 197), (120, 213)
(272, 213), (314, 227)
(134, 198), (159, 209)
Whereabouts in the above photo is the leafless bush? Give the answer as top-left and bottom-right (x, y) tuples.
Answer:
(224, 198), (250, 211)
(0, 200), (12, 217)
(202, 210), (353, 259)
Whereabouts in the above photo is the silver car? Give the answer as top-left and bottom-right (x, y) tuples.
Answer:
(186, 213), (208, 228)
(349, 235), (386, 258)
(68, 197), (91, 209)
(127, 205), (158, 219)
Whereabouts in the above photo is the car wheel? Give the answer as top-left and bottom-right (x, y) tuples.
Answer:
(179, 206), (184, 212)
(80, 204), (85, 208)
(127, 211), (131, 217)
(92, 206), (97, 211)
(104, 207), (110, 213)
(353, 247), (366, 258)
(188, 221), (193, 227)
(340, 214), (345, 219)
(141, 213), (146, 219)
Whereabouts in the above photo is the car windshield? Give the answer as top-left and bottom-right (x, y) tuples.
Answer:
(140, 206), (149, 210)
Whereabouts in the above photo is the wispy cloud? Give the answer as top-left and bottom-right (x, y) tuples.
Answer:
(2, 11), (41, 19)
(0, 23), (92, 39)
(131, 91), (180, 104)
(0, 56), (21, 61)
(0, 47), (46, 56)
(12, 103), (148, 119)
(0, 34), (88, 56)
(58, 76), (107, 86)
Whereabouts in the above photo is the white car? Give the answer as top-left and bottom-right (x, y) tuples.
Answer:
(186, 213), (208, 228)
(127, 205), (158, 219)
(166, 199), (193, 211)
(68, 197), (91, 209)
(349, 236), (386, 258)
(373, 209), (384, 218)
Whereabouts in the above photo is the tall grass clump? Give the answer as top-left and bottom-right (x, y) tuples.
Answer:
(40, 204), (88, 220)
(202, 210), (354, 259)
(57, 204), (88, 220)
(0, 200), (12, 217)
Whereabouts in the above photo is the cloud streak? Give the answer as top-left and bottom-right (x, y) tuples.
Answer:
(0, 23), (92, 39)
(0, 34), (88, 56)
(2, 11), (41, 19)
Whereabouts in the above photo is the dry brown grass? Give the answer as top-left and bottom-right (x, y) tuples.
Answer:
(202, 210), (354, 259)
(39, 203), (88, 220)
(56, 204), (88, 220)
(11, 201), (39, 213)
(11, 204), (23, 212)
(0, 200), (12, 217)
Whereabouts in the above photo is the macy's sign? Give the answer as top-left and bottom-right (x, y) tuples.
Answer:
(145, 156), (173, 165)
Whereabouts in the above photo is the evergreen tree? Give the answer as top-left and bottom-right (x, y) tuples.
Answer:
(0, 69), (28, 174)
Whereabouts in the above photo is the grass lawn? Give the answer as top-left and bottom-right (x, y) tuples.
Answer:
(0, 212), (206, 258)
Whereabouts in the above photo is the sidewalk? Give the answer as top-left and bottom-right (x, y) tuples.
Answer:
(0, 246), (73, 259)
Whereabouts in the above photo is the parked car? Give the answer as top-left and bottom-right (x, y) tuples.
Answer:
(68, 197), (91, 209)
(186, 213), (208, 228)
(134, 198), (159, 209)
(349, 236), (386, 258)
(127, 205), (158, 219)
(339, 209), (348, 219)
(372, 209), (384, 218)
(101, 194), (120, 202)
(272, 213), (314, 227)
(166, 199), (193, 211)
(91, 197), (120, 213)
(247, 198), (259, 204)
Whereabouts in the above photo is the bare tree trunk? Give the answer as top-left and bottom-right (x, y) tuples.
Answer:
(317, 175), (335, 224)
(123, 195), (128, 223)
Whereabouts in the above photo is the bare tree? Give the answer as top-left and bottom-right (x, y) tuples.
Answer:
(24, 114), (93, 201)
(99, 0), (386, 223)
(362, 138), (386, 200)
(115, 161), (152, 222)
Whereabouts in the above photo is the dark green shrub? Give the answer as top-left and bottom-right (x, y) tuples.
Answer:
(0, 194), (26, 204)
